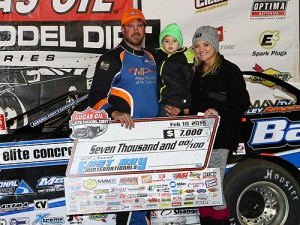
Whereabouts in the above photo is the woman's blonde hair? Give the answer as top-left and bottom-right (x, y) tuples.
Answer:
(194, 52), (221, 76)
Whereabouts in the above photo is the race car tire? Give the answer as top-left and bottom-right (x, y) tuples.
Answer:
(224, 158), (300, 225)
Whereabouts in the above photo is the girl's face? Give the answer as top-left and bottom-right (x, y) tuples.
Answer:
(162, 35), (180, 54)
(193, 40), (217, 65)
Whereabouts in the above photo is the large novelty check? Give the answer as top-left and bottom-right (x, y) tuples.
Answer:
(65, 109), (222, 215)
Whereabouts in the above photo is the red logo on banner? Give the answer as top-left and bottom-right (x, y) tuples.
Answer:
(216, 26), (224, 42)
(0, 0), (133, 21)
(69, 107), (109, 139)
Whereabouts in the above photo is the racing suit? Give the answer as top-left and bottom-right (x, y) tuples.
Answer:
(88, 40), (159, 119)
(88, 40), (158, 225)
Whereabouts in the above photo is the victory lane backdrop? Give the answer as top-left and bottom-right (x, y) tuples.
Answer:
(0, 0), (299, 225)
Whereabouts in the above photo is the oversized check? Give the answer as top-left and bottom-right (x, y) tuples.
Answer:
(65, 108), (222, 215)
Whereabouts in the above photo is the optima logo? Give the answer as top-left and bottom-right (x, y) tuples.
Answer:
(251, 0), (287, 17)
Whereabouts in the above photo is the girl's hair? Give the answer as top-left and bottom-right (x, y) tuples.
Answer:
(194, 52), (221, 76)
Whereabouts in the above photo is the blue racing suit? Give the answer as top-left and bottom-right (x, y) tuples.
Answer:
(88, 40), (158, 225)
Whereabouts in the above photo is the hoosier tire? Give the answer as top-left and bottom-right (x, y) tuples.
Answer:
(224, 158), (300, 225)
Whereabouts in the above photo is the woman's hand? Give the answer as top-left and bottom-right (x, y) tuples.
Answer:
(165, 105), (181, 117)
(204, 108), (219, 117)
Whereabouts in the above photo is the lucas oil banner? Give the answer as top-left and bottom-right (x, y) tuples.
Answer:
(0, 0), (160, 129)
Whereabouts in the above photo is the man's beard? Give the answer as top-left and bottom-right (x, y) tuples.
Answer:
(124, 33), (144, 48)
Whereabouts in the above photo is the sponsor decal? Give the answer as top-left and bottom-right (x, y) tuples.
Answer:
(197, 193), (209, 200)
(252, 31), (287, 57)
(94, 189), (110, 194)
(169, 181), (177, 188)
(249, 118), (300, 148)
(0, 1), (131, 21)
(259, 30), (280, 50)
(106, 201), (121, 206)
(127, 186), (146, 192)
(263, 105), (300, 113)
(141, 175), (152, 184)
(189, 171), (201, 179)
(32, 213), (64, 225)
(153, 173), (166, 182)
(100, 61), (110, 71)
(250, 64), (291, 87)
(216, 26), (236, 51)
(183, 201), (195, 206)
(70, 108), (109, 139)
(249, 100), (292, 109)
(88, 214), (108, 222)
(110, 187), (127, 192)
(173, 172), (188, 179)
(30, 94), (89, 128)
(205, 178), (218, 189)
(97, 178), (117, 185)
(128, 67), (156, 76)
(203, 172), (217, 179)
(194, 0), (228, 13)
(36, 176), (65, 193)
(93, 195), (103, 199)
(83, 179), (97, 190)
(264, 169), (299, 200)
(1, 143), (73, 164)
(0, 180), (18, 196)
(148, 198), (160, 203)
(159, 203), (171, 208)
(68, 180), (82, 191)
(11, 180), (34, 195)
(161, 193), (171, 198)
(188, 182), (204, 188)
(0, 202), (29, 213)
(233, 143), (246, 155)
(67, 215), (83, 224)
(34, 199), (48, 210)
(250, 0), (287, 18)
(119, 177), (139, 185)
(147, 185), (157, 192)
(9, 217), (30, 225)
(171, 189), (185, 195)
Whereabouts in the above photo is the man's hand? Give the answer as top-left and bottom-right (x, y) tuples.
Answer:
(111, 111), (135, 129)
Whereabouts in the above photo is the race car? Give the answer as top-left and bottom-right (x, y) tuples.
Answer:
(224, 71), (300, 225)
(0, 72), (299, 225)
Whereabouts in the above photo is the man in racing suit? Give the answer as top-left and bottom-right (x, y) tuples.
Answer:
(88, 8), (158, 225)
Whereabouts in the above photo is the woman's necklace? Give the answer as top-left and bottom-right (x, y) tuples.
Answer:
(203, 64), (209, 72)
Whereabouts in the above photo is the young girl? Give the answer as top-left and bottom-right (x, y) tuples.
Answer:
(154, 23), (194, 117)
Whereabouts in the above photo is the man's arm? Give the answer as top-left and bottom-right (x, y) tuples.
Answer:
(88, 50), (135, 129)
(88, 53), (121, 116)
